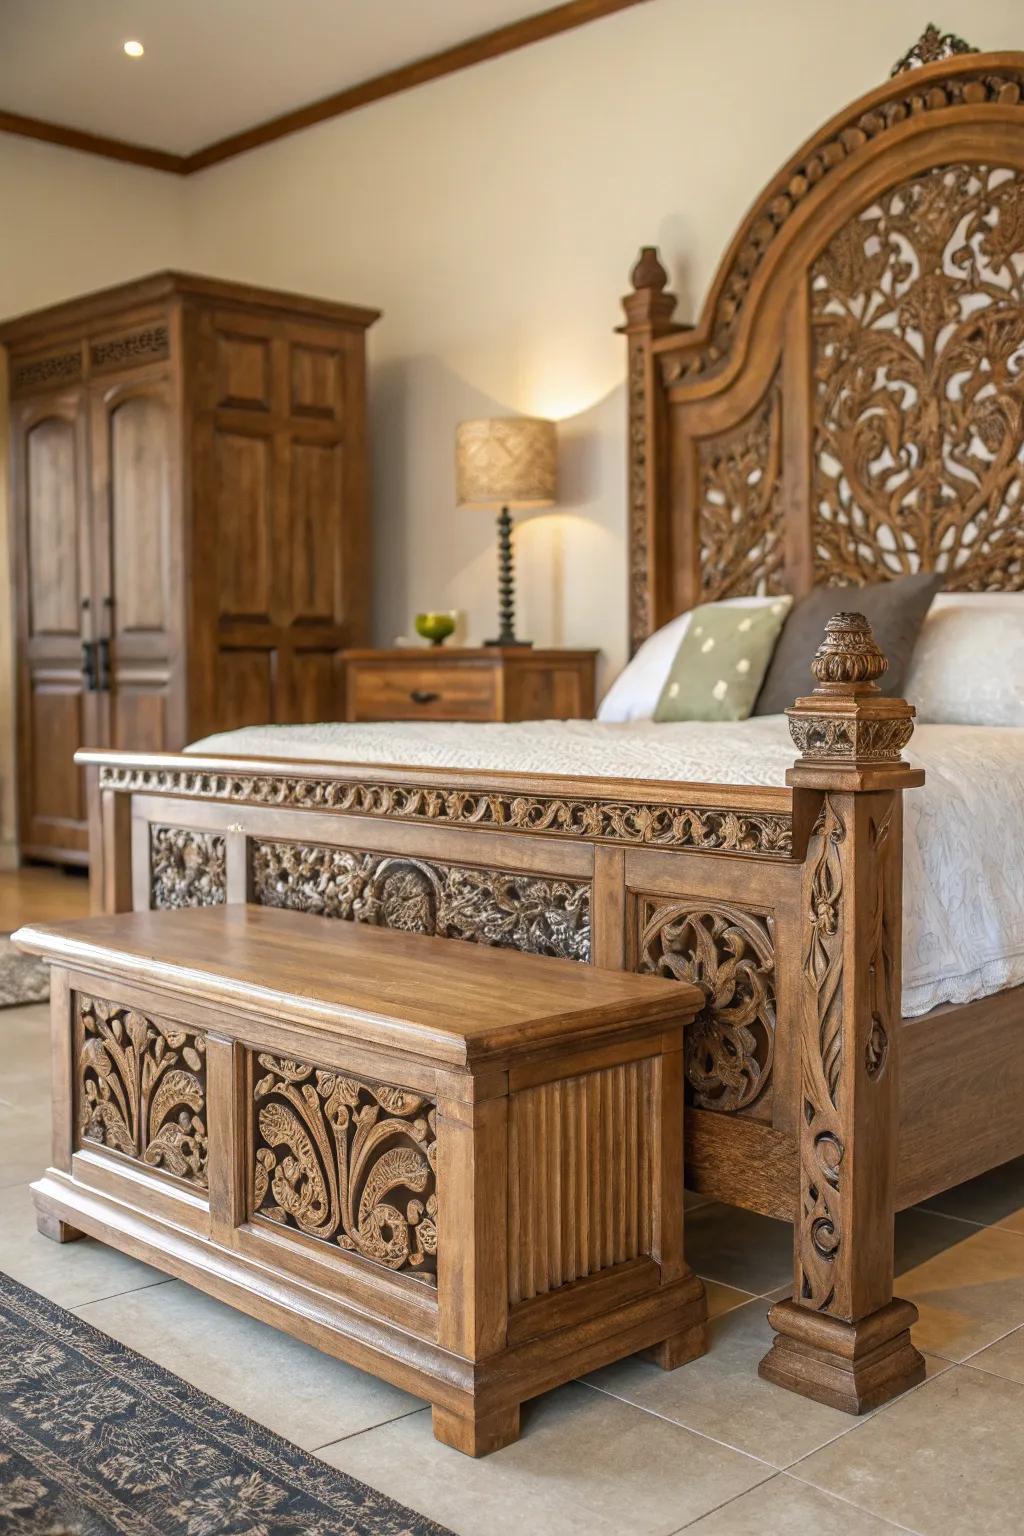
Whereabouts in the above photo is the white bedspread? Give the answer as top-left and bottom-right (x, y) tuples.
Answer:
(187, 717), (1024, 1019)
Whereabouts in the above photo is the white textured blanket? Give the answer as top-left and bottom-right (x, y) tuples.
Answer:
(187, 717), (1024, 1019)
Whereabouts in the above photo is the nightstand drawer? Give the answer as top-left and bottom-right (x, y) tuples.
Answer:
(348, 661), (498, 721)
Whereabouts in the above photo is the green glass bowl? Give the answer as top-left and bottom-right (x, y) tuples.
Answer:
(415, 612), (456, 646)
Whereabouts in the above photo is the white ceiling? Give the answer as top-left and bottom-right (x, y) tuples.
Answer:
(0, 0), (560, 155)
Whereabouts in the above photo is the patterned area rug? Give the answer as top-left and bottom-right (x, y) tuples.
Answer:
(0, 936), (49, 1008)
(0, 1270), (450, 1536)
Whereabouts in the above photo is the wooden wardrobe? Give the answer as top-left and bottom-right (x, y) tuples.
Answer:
(2, 272), (379, 865)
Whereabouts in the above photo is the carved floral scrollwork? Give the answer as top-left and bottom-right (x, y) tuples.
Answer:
(252, 1055), (438, 1282)
(698, 384), (786, 602)
(812, 163), (1024, 591)
(106, 767), (793, 857)
(150, 826), (226, 909)
(252, 840), (590, 962)
(638, 899), (776, 1113)
(77, 995), (208, 1188)
(799, 797), (846, 1311)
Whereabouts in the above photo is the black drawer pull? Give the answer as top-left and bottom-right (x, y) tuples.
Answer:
(409, 689), (440, 705)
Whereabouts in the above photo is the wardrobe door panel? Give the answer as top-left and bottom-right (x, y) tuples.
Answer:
(215, 427), (274, 624)
(30, 687), (86, 822)
(216, 648), (275, 730)
(92, 371), (182, 755)
(110, 393), (170, 634)
(14, 394), (92, 861)
(26, 418), (81, 637)
(286, 649), (339, 724)
(290, 439), (343, 623)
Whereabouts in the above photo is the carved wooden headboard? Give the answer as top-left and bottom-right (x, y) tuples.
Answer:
(621, 34), (1024, 652)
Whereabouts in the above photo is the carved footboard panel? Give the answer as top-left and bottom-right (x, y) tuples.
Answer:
(86, 753), (801, 1212)
(81, 611), (972, 1413)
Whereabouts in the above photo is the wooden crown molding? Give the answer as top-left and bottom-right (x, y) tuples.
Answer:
(0, 0), (652, 177)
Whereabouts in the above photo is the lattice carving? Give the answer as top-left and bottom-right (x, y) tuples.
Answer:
(252, 840), (591, 962)
(90, 326), (169, 371)
(812, 164), (1024, 590)
(11, 350), (82, 393)
(77, 995), (208, 1189)
(150, 826), (226, 909)
(104, 767), (794, 857)
(637, 899), (776, 1113)
(799, 798), (845, 1310)
(662, 65), (1024, 384)
(698, 384), (786, 600)
(252, 1054), (437, 1282)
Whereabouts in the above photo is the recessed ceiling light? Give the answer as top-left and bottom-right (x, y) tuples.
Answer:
(123, 39), (144, 58)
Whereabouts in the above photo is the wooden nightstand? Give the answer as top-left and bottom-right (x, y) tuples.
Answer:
(341, 648), (598, 722)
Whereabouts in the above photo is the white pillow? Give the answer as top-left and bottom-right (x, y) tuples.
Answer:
(598, 597), (789, 722)
(905, 594), (1024, 726)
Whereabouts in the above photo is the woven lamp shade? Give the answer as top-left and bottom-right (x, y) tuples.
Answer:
(455, 417), (557, 509)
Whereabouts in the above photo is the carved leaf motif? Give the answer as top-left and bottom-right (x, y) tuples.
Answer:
(77, 996), (208, 1189)
(638, 900), (776, 1113)
(258, 1101), (334, 1236)
(812, 164), (1024, 591)
(253, 1055), (438, 1283)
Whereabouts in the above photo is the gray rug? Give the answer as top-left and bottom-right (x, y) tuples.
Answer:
(0, 935), (48, 1008)
(0, 1268), (451, 1535)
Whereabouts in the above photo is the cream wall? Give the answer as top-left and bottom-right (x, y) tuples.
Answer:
(0, 0), (1019, 858)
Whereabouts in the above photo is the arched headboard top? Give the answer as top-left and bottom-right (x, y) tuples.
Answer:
(659, 50), (1024, 390)
(621, 45), (1024, 652)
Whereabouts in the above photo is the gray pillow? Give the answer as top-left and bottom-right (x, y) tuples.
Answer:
(752, 573), (943, 715)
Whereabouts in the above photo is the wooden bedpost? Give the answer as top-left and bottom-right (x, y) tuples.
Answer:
(759, 613), (927, 1413)
(618, 249), (685, 656)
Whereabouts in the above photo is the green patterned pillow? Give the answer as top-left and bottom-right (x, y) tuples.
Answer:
(654, 598), (792, 722)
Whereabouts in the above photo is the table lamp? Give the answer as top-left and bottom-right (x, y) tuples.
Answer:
(455, 416), (557, 646)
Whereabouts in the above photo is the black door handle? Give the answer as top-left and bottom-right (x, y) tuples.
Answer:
(81, 640), (98, 692)
(409, 689), (439, 705)
(97, 638), (111, 692)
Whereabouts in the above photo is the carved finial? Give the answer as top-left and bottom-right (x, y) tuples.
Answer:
(787, 613), (915, 768)
(890, 22), (978, 75)
(630, 246), (669, 293)
(619, 247), (679, 336)
(809, 613), (888, 692)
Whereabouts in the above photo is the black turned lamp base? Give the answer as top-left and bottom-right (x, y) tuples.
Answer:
(488, 505), (534, 650)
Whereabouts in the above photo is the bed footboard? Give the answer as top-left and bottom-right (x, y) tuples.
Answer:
(79, 615), (934, 1410)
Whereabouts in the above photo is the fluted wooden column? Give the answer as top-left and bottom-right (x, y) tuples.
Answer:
(759, 613), (927, 1413)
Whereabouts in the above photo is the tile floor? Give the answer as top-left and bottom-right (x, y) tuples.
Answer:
(4, 999), (1024, 1535)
